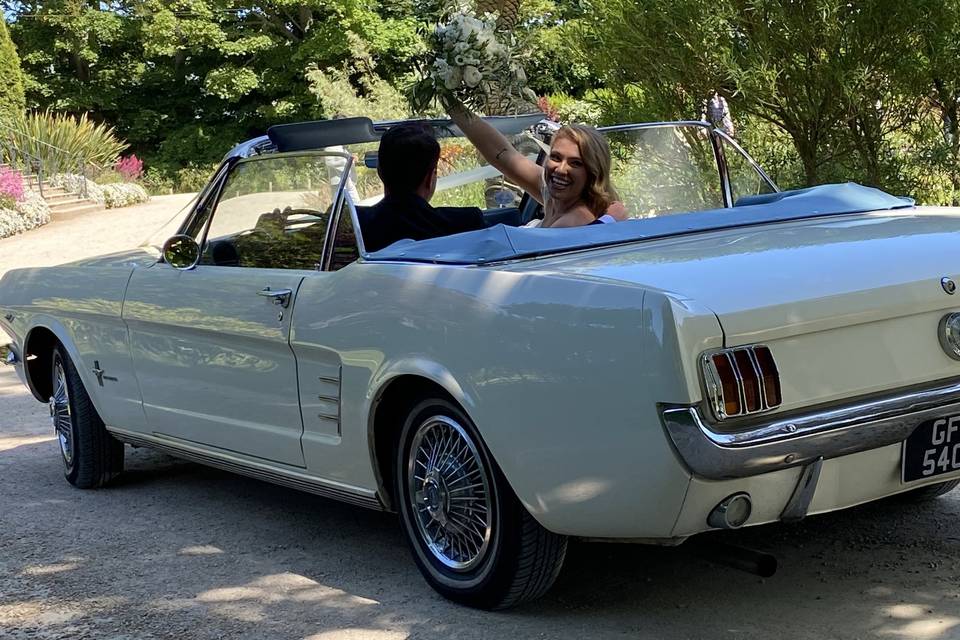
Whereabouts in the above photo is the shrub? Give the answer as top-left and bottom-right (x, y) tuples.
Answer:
(93, 169), (124, 184)
(140, 167), (175, 195)
(49, 173), (148, 208)
(5, 111), (127, 174)
(0, 189), (50, 239)
(175, 164), (218, 193)
(101, 183), (149, 208)
(115, 154), (143, 181)
(0, 167), (24, 202)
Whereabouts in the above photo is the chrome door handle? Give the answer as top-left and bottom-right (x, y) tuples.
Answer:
(257, 287), (293, 308)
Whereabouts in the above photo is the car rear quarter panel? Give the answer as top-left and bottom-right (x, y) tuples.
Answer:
(0, 264), (146, 431)
(293, 262), (723, 538)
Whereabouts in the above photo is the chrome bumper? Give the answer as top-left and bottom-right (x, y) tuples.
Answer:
(660, 379), (960, 480)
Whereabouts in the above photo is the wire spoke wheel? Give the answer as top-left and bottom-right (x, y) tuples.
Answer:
(50, 358), (73, 467)
(407, 415), (495, 571)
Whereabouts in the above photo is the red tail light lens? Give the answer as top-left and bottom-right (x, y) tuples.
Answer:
(753, 345), (782, 408)
(703, 345), (782, 420)
(710, 353), (742, 416)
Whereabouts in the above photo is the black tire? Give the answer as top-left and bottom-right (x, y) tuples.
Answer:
(51, 345), (124, 488)
(396, 398), (567, 609)
(900, 479), (960, 501)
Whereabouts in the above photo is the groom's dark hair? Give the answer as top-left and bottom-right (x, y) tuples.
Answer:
(378, 122), (441, 195)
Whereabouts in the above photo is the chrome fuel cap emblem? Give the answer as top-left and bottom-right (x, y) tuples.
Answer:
(942, 277), (956, 295)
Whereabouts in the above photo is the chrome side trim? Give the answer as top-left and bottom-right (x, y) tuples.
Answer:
(780, 457), (823, 522)
(109, 427), (383, 511)
(660, 378), (960, 479)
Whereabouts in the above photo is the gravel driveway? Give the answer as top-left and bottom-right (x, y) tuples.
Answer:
(1, 198), (960, 639)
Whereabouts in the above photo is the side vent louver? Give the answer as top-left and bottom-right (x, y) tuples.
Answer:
(702, 345), (781, 420)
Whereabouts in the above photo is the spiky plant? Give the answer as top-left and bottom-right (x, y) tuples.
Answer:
(1, 110), (127, 175)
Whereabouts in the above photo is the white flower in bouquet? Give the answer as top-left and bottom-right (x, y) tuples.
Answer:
(410, 6), (536, 114)
(463, 66), (482, 88)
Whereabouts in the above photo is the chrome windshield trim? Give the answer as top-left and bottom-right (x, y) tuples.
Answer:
(661, 378), (960, 479)
(714, 129), (780, 194)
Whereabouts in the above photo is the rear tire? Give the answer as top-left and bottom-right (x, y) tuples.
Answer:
(396, 398), (567, 609)
(51, 345), (124, 488)
(901, 479), (960, 501)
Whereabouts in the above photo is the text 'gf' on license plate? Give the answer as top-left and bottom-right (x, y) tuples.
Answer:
(902, 415), (960, 483)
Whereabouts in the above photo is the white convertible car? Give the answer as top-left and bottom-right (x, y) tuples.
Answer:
(3, 116), (960, 609)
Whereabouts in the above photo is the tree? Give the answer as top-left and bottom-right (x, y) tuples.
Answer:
(0, 20), (26, 121)
(912, 0), (960, 204)
(583, 0), (928, 187)
(8, 0), (421, 173)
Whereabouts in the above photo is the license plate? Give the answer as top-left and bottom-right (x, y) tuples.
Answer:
(902, 415), (960, 482)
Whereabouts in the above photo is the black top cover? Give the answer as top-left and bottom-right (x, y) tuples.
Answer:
(267, 114), (547, 152)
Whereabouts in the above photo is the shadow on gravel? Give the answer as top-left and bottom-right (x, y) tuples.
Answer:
(3, 441), (960, 640)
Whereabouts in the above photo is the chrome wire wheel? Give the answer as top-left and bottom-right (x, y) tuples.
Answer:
(50, 357), (74, 467)
(407, 415), (495, 571)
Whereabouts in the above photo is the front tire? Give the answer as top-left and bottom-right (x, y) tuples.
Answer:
(50, 346), (124, 488)
(396, 398), (567, 609)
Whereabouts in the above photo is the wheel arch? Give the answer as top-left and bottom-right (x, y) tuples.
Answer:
(23, 321), (90, 405)
(367, 360), (477, 512)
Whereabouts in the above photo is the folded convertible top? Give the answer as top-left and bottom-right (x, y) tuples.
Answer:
(366, 183), (914, 265)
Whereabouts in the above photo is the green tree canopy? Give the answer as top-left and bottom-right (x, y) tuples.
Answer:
(8, 0), (421, 172)
(583, 0), (930, 187)
(0, 19), (26, 121)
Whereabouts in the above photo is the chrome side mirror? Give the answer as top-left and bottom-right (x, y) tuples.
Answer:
(162, 234), (201, 271)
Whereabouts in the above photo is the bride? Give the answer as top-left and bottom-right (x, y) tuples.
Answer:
(446, 99), (626, 227)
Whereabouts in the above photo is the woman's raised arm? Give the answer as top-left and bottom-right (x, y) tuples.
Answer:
(446, 100), (545, 204)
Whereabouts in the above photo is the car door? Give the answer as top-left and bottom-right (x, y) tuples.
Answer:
(123, 151), (348, 466)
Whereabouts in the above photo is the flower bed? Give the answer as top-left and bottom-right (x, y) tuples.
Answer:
(101, 183), (150, 208)
(0, 190), (52, 239)
(49, 174), (149, 209)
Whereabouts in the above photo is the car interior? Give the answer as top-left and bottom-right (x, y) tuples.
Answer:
(179, 117), (777, 273)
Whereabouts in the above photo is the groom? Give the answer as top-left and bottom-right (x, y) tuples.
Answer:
(357, 123), (487, 253)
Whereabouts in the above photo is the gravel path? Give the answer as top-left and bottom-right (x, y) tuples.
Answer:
(1, 198), (960, 639)
(0, 194), (196, 281)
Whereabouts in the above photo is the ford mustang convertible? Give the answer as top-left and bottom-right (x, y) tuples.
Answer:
(3, 116), (960, 609)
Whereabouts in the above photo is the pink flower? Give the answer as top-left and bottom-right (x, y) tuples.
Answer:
(537, 96), (559, 122)
(0, 168), (25, 202)
(115, 154), (143, 182)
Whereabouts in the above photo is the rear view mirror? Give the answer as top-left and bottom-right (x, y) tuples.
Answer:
(162, 234), (201, 271)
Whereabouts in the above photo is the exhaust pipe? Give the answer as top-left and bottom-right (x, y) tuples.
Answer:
(687, 540), (778, 578)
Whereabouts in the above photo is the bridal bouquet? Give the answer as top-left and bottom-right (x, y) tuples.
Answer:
(410, 7), (536, 113)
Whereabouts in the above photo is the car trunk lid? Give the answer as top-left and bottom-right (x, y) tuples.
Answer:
(503, 207), (960, 412)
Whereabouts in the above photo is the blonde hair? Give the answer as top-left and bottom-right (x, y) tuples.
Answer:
(552, 124), (618, 216)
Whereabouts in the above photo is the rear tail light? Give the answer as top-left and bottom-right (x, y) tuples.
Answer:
(702, 345), (782, 420)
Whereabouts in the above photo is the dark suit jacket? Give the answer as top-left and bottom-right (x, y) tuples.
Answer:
(357, 193), (486, 253)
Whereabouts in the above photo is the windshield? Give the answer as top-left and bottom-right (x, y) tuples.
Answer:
(342, 132), (539, 210)
(142, 120), (781, 261)
(606, 125), (724, 217)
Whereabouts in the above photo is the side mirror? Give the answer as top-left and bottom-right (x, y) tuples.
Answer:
(162, 234), (201, 271)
